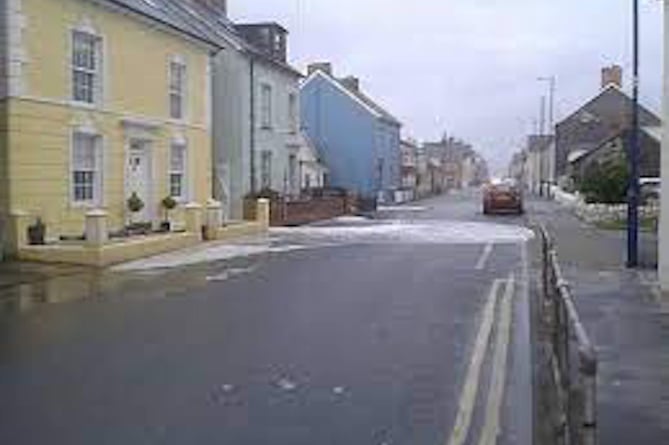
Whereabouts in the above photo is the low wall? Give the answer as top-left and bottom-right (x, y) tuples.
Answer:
(18, 232), (200, 267)
(212, 221), (265, 241)
(552, 187), (659, 225)
(245, 195), (352, 226)
(574, 202), (659, 225)
(283, 196), (349, 226)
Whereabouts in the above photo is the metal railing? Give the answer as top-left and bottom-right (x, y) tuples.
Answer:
(539, 225), (598, 445)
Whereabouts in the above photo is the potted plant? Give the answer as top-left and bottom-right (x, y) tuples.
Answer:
(160, 196), (177, 232)
(27, 217), (46, 245)
(126, 192), (145, 231)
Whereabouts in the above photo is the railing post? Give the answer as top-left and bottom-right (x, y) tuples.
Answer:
(580, 349), (598, 445)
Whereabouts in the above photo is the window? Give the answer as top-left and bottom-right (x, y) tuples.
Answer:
(72, 31), (101, 104)
(288, 93), (297, 133)
(169, 143), (186, 199)
(260, 84), (272, 128)
(169, 60), (187, 119)
(273, 33), (283, 53)
(72, 132), (100, 203)
(261, 150), (273, 189)
(288, 154), (297, 192)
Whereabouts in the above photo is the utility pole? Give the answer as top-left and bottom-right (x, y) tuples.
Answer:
(538, 76), (557, 133)
(538, 75), (557, 196)
(627, 0), (641, 267)
(539, 95), (546, 136)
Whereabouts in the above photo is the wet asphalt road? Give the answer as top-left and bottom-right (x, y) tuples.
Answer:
(0, 190), (533, 445)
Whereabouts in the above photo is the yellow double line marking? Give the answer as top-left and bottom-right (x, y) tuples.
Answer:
(446, 273), (515, 445)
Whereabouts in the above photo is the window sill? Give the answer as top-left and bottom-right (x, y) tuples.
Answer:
(69, 100), (100, 110)
(170, 196), (188, 205)
(70, 201), (104, 210)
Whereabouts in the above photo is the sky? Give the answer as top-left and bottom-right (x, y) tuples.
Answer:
(229, 0), (664, 174)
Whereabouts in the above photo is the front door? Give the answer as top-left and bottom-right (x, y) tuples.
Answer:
(127, 140), (152, 223)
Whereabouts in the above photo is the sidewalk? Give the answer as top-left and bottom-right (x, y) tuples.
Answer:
(528, 198), (669, 444)
(0, 261), (89, 290)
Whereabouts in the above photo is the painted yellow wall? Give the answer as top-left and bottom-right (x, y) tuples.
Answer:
(23, 0), (209, 125)
(0, 102), (8, 219)
(6, 0), (213, 239)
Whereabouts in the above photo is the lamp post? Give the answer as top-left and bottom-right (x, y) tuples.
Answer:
(538, 76), (557, 196)
(627, 0), (641, 267)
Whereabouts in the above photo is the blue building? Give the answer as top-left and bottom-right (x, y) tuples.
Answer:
(300, 63), (402, 202)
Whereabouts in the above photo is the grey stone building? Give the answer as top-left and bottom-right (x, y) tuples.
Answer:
(555, 65), (660, 178)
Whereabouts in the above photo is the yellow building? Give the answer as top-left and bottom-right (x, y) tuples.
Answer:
(0, 0), (219, 254)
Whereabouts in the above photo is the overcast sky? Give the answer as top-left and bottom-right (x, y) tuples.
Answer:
(230, 1), (664, 174)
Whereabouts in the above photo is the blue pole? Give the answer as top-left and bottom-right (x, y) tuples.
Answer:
(627, 0), (640, 267)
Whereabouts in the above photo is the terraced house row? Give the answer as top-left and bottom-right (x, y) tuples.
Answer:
(0, 0), (330, 260)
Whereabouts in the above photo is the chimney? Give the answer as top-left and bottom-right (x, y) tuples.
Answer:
(601, 64), (622, 89)
(341, 76), (360, 92)
(307, 62), (333, 76)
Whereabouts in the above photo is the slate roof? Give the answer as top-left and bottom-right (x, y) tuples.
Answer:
(101, 1), (301, 76)
(339, 80), (401, 126)
(102, 0), (222, 48)
(164, 0), (302, 77)
(303, 69), (401, 126)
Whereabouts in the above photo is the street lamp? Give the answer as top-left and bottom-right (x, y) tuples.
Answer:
(627, 0), (641, 267)
(537, 76), (556, 196)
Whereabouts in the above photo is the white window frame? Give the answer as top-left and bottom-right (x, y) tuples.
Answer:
(260, 150), (273, 190)
(70, 130), (103, 207)
(71, 29), (103, 106)
(169, 142), (187, 201)
(169, 56), (187, 120)
(260, 83), (272, 129)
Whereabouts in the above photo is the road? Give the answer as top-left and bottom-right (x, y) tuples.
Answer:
(0, 190), (535, 445)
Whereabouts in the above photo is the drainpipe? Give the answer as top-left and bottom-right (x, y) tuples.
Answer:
(249, 58), (257, 194)
(660, 0), (669, 290)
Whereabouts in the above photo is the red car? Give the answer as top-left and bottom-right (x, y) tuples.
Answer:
(483, 180), (524, 215)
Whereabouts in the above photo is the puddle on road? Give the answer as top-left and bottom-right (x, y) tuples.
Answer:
(0, 254), (269, 317)
(0, 218), (533, 317)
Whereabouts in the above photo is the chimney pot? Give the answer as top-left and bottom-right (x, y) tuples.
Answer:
(307, 62), (333, 76)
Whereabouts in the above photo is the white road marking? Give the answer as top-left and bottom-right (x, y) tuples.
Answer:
(446, 278), (503, 445)
(475, 242), (494, 270)
(478, 273), (515, 445)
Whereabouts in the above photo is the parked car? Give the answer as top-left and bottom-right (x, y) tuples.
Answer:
(483, 179), (524, 215)
(640, 177), (660, 204)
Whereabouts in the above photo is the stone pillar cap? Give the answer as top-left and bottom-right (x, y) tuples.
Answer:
(185, 202), (203, 209)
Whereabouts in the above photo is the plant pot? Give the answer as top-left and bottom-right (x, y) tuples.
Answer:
(28, 224), (45, 245)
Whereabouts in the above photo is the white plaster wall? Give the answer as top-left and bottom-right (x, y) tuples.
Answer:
(659, 0), (669, 290)
(212, 46), (251, 220)
(253, 60), (301, 195)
